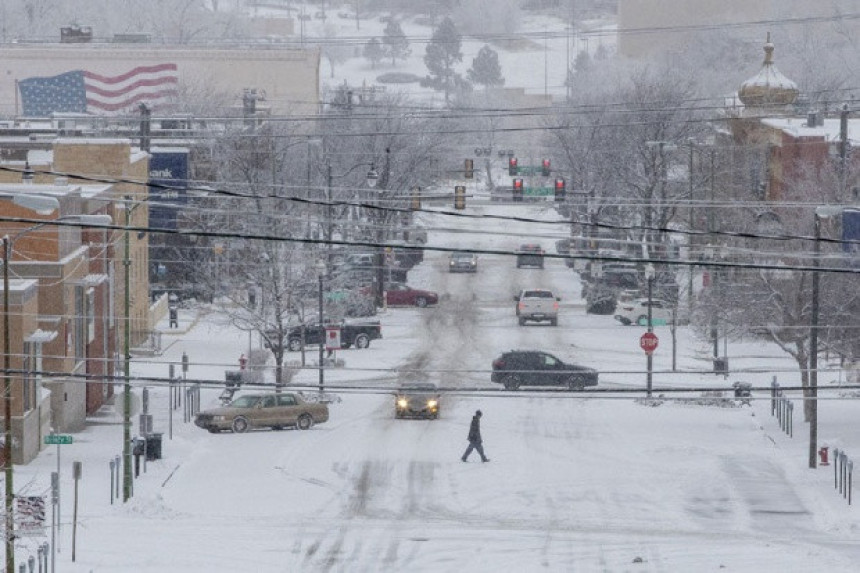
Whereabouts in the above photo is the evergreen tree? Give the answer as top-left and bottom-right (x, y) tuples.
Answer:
(422, 16), (466, 105)
(467, 45), (505, 88)
(363, 37), (384, 69)
(382, 20), (411, 65)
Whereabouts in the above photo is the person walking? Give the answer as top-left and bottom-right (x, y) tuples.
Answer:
(461, 410), (489, 463)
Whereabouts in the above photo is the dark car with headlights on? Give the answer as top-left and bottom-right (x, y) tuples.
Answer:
(448, 251), (478, 273)
(394, 383), (441, 419)
(491, 350), (598, 391)
(194, 393), (329, 433)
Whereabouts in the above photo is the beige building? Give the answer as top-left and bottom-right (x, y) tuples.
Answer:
(0, 44), (320, 117)
(617, 0), (859, 58)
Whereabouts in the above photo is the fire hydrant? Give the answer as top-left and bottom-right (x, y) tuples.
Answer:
(819, 446), (830, 466)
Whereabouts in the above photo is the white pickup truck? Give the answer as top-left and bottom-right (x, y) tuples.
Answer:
(514, 289), (560, 326)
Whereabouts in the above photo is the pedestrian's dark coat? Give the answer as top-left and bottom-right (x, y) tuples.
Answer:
(468, 414), (482, 442)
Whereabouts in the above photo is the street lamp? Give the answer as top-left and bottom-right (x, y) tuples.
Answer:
(645, 262), (656, 397)
(316, 259), (326, 396)
(1, 194), (61, 573)
(809, 205), (843, 469)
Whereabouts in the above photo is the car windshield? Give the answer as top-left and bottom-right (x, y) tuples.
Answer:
(399, 383), (437, 392)
(451, 253), (473, 259)
(523, 290), (553, 298)
(229, 396), (261, 408)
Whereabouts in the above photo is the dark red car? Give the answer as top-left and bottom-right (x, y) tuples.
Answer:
(385, 282), (439, 307)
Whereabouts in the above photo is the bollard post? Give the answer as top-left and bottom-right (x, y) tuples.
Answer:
(849, 461), (854, 505)
(771, 379), (777, 415)
(787, 401), (793, 438)
(109, 460), (115, 505)
(114, 455), (121, 499)
(834, 448), (840, 489)
(840, 452), (847, 495)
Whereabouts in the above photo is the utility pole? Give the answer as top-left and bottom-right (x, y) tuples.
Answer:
(839, 103), (849, 197)
(123, 196), (132, 501)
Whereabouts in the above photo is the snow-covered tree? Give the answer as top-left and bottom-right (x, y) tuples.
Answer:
(382, 20), (411, 66)
(467, 45), (504, 88)
(422, 16), (468, 105)
(363, 37), (385, 69)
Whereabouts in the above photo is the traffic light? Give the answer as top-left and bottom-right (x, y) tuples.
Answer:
(411, 186), (421, 210)
(464, 158), (474, 179)
(554, 178), (566, 202)
(542, 159), (551, 176)
(508, 157), (518, 176)
(512, 178), (524, 202)
(454, 185), (466, 210)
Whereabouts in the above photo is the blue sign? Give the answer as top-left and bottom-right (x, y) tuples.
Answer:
(843, 209), (860, 266)
(149, 148), (189, 230)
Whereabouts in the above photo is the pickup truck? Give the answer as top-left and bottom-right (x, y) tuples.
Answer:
(514, 289), (560, 326)
(264, 318), (382, 352)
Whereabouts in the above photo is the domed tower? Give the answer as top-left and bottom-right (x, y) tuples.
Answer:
(737, 33), (799, 111)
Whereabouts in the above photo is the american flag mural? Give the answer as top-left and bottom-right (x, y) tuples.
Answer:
(18, 63), (179, 116)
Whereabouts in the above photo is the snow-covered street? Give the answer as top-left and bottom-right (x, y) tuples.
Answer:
(11, 201), (860, 572)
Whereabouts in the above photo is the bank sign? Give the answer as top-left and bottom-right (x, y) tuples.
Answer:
(149, 149), (189, 230)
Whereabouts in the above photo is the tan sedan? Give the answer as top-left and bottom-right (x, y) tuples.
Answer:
(194, 393), (329, 433)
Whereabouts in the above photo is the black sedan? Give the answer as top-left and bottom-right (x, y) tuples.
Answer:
(491, 350), (598, 391)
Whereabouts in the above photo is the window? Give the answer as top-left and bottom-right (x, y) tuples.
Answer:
(262, 396), (276, 408)
(21, 342), (41, 413)
(277, 395), (297, 406)
(87, 288), (96, 344)
(74, 285), (85, 364)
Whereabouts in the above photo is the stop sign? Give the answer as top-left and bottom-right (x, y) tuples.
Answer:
(640, 332), (659, 354)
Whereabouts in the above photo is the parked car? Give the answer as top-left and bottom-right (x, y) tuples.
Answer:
(394, 383), (440, 419)
(449, 251), (478, 273)
(264, 317), (382, 352)
(491, 350), (598, 391)
(385, 283), (438, 307)
(516, 244), (545, 268)
(194, 393), (329, 433)
(614, 298), (674, 326)
(514, 289), (559, 326)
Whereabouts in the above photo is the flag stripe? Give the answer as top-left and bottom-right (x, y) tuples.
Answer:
(83, 63), (177, 85)
(87, 88), (178, 112)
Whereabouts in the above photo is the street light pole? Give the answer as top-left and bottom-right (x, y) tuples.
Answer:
(809, 206), (843, 469)
(645, 263), (655, 397)
(2, 235), (12, 573)
(122, 196), (133, 501)
(316, 260), (326, 396)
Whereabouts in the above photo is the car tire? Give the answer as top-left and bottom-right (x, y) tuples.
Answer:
(518, 317), (526, 326)
(297, 414), (314, 430)
(415, 297), (428, 308)
(550, 317), (558, 326)
(568, 378), (585, 392)
(503, 375), (521, 391)
(272, 426), (283, 431)
(288, 338), (303, 352)
(232, 416), (249, 433)
(618, 317), (631, 326)
(354, 333), (370, 349)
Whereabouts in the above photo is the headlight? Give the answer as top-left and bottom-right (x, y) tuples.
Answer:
(397, 398), (408, 408)
(427, 400), (438, 408)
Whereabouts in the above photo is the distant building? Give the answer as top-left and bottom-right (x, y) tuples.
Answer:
(0, 43), (320, 118)
(617, 0), (859, 58)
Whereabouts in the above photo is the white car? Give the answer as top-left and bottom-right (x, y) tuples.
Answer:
(614, 299), (674, 326)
